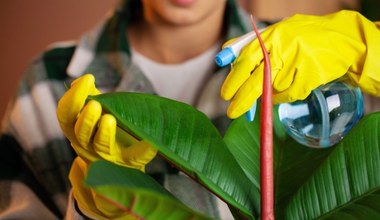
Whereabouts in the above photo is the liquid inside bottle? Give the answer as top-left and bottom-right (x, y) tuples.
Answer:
(278, 80), (364, 148)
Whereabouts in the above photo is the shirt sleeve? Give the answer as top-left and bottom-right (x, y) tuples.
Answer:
(0, 53), (76, 219)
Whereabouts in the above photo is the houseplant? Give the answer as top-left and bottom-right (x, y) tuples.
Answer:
(83, 92), (380, 219)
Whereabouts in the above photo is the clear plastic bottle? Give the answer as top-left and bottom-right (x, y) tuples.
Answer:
(278, 79), (364, 148)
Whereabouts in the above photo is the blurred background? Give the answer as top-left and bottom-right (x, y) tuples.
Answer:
(0, 0), (379, 120)
(0, 0), (118, 120)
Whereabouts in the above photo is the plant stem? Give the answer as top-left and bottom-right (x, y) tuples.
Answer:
(250, 15), (274, 220)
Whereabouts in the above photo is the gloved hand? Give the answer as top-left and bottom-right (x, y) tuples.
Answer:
(221, 10), (380, 119)
(57, 74), (157, 218)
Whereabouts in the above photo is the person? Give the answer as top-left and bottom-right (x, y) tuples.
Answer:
(0, 0), (379, 219)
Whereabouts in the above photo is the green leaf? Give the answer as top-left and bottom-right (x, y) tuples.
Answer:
(86, 160), (212, 220)
(224, 106), (380, 219)
(284, 112), (380, 219)
(89, 92), (259, 219)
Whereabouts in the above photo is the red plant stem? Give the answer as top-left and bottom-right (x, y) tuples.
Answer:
(250, 16), (274, 219)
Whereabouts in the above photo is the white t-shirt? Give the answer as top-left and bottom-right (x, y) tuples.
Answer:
(131, 44), (220, 105)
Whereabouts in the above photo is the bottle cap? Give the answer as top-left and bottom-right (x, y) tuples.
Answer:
(214, 47), (235, 67)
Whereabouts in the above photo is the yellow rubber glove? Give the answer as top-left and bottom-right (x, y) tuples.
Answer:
(57, 74), (157, 170)
(69, 157), (139, 219)
(221, 10), (380, 119)
(57, 74), (157, 218)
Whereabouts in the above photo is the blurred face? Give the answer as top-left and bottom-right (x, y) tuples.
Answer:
(141, 0), (227, 26)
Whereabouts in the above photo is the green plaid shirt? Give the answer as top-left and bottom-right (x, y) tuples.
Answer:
(0, 0), (254, 219)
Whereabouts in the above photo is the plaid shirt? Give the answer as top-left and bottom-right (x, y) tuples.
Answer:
(0, 0), (254, 219)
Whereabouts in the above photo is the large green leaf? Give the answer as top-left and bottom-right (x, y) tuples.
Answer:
(89, 92), (260, 219)
(284, 112), (380, 219)
(86, 160), (212, 220)
(224, 106), (380, 219)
